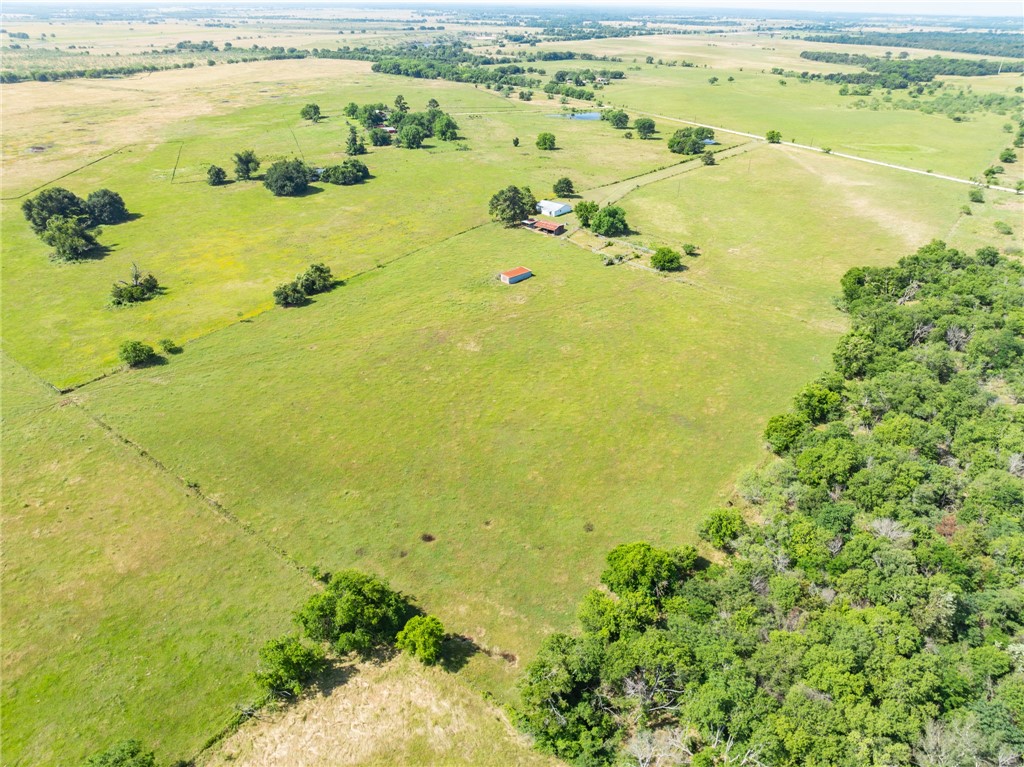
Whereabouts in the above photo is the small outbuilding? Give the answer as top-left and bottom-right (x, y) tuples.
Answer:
(537, 200), (572, 217)
(383, 126), (398, 134)
(533, 220), (565, 236)
(500, 266), (533, 284)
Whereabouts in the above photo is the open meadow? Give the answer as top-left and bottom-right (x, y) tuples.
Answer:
(2, 9), (1023, 765)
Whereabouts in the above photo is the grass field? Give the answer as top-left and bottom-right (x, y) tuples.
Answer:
(3, 15), (1023, 766)
(0, 358), (313, 765)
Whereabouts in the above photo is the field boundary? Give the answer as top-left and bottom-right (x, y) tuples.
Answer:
(1, 144), (133, 200)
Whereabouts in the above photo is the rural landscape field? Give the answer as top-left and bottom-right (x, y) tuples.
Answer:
(2, 2), (1023, 766)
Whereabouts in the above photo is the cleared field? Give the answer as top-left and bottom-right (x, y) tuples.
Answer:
(2, 61), (683, 388)
(0, 358), (313, 766)
(202, 654), (559, 767)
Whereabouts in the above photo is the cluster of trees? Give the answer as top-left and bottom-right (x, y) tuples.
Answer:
(801, 32), (1024, 59)
(342, 96), (459, 149)
(516, 240), (1024, 766)
(789, 51), (1024, 90)
(21, 187), (129, 260)
(576, 201), (630, 237)
(110, 263), (160, 306)
(321, 158), (370, 185)
(601, 110), (656, 139)
(550, 68), (626, 85)
(542, 81), (596, 101)
(489, 185), (538, 227)
(668, 126), (715, 155)
(273, 263), (335, 307)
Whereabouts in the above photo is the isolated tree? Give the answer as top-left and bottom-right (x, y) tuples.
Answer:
(40, 215), (97, 260)
(682, 243), (699, 255)
(999, 148), (1017, 163)
(590, 205), (629, 237)
(396, 615), (445, 665)
(651, 246), (681, 271)
(300, 103), (321, 122)
(21, 187), (86, 233)
(553, 177), (575, 197)
(368, 127), (391, 146)
(701, 150), (716, 166)
(512, 136), (520, 147)
(536, 132), (557, 150)
(433, 114), (459, 141)
(207, 164), (227, 185)
(488, 185), (533, 227)
(343, 101), (359, 118)
(426, 97), (440, 109)
(575, 200), (599, 228)
(84, 739), (156, 767)
(394, 94), (409, 114)
(263, 158), (311, 196)
(766, 129), (783, 144)
(84, 189), (128, 225)
(233, 149), (261, 180)
(605, 110), (629, 129)
(708, 76), (719, 85)
(273, 280), (307, 307)
(345, 124), (366, 156)
(397, 124), (426, 149)
(118, 340), (156, 368)
(297, 263), (333, 294)
(253, 635), (325, 697)
(633, 117), (655, 139)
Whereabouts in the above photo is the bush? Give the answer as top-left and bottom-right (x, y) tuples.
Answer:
(698, 507), (746, 549)
(300, 103), (321, 122)
(701, 151), (716, 166)
(233, 149), (260, 180)
(368, 127), (392, 146)
(999, 148), (1017, 163)
(536, 132), (557, 150)
(994, 221), (1013, 235)
(158, 338), (181, 354)
(682, 243), (699, 256)
(763, 412), (809, 454)
(84, 740), (155, 767)
(253, 635), (325, 697)
(969, 188), (984, 203)
(396, 615), (445, 665)
(651, 246), (681, 271)
(766, 129), (783, 143)
(553, 177), (575, 197)
(263, 159), (311, 196)
(118, 341), (156, 368)
(321, 159), (369, 186)
(207, 165), (227, 185)
(22, 187), (86, 233)
(575, 200), (599, 228)
(273, 280), (307, 307)
(297, 263), (333, 295)
(40, 215), (97, 260)
(589, 205), (629, 237)
(84, 189), (128, 225)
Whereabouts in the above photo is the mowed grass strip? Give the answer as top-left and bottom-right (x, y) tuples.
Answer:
(1, 358), (312, 766)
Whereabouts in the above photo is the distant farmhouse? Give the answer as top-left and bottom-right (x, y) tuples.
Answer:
(536, 200), (572, 217)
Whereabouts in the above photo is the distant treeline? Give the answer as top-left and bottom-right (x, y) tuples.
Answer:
(801, 31), (1024, 59)
(782, 51), (1024, 90)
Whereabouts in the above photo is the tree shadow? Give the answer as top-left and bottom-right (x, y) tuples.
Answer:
(309, 657), (360, 697)
(65, 243), (113, 262)
(439, 634), (481, 673)
(292, 185), (324, 197)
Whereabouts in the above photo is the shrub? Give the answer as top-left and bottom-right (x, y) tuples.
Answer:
(994, 221), (1013, 235)
(766, 129), (783, 143)
(650, 246), (681, 271)
(158, 338), (181, 354)
(698, 507), (747, 549)
(300, 103), (321, 122)
(999, 148), (1017, 163)
(253, 635), (325, 697)
(118, 341), (156, 368)
(701, 151), (715, 166)
(110, 264), (159, 305)
(263, 159), (311, 196)
(512, 136), (520, 147)
(207, 165), (227, 185)
(233, 149), (260, 180)
(682, 243), (699, 256)
(590, 205), (629, 237)
(321, 159), (369, 186)
(273, 280), (307, 307)
(84, 739), (156, 767)
(968, 188), (984, 203)
(536, 132), (556, 150)
(396, 615), (445, 665)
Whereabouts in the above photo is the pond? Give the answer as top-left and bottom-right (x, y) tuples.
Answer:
(548, 111), (602, 120)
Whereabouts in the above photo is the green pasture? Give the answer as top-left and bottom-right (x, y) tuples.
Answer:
(2, 69), (678, 388)
(0, 358), (313, 766)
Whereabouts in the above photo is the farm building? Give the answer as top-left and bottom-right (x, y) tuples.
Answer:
(533, 220), (565, 236)
(383, 126), (398, 134)
(500, 267), (533, 284)
(537, 200), (572, 217)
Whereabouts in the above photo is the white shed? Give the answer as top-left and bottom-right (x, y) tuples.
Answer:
(536, 200), (572, 217)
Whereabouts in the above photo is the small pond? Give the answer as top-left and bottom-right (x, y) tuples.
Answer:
(547, 111), (602, 120)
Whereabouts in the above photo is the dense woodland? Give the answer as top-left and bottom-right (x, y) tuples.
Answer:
(515, 241), (1024, 766)
(800, 32), (1024, 60)
(799, 51), (1024, 88)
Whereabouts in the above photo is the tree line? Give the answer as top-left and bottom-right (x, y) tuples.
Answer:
(515, 239), (1024, 766)
(800, 32), (1024, 60)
